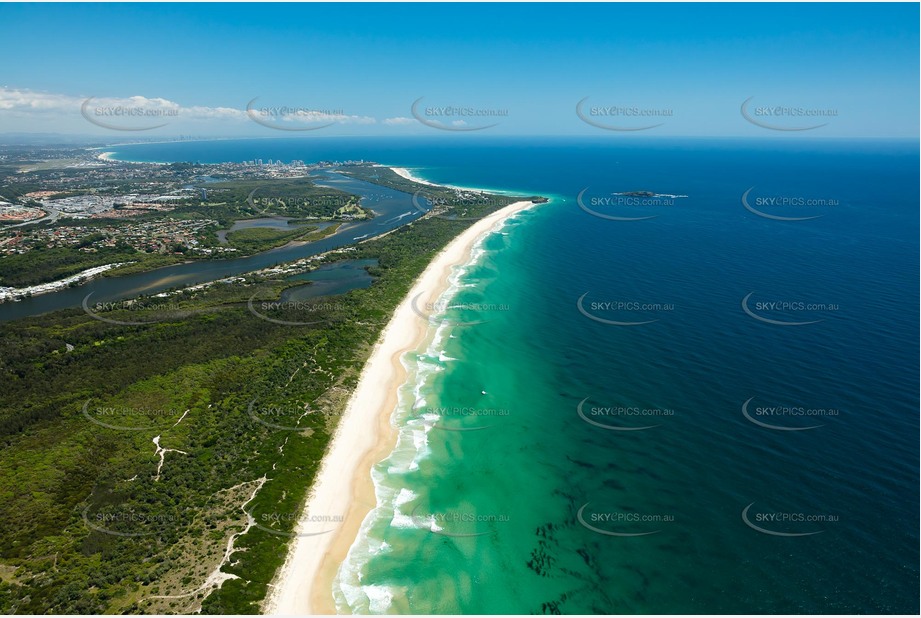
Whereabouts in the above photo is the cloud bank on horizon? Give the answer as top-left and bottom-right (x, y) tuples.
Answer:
(0, 3), (917, 138)
(3, 85), (915, 139)
(0, 87), (404, 135)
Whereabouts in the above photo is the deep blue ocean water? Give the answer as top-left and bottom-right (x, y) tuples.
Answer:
(110, 137), (919, 613)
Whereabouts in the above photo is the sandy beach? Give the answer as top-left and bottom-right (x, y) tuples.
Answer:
(264, 196), (538, 615)
(389, 166), (507, 196)
(389, 166), (437, 187)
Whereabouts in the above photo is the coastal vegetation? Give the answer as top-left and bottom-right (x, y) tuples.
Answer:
(0, 168), (537, 613)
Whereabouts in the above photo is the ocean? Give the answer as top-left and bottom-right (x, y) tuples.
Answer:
(109, 137), (919, 614)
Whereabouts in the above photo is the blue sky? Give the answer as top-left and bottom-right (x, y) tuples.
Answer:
(1, 3), (918, 138)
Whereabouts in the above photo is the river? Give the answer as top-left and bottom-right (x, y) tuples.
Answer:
(0, 170), (422, 322)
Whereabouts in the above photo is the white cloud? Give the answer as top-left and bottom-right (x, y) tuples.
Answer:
(0, 87), (378, 127)
(0, 87), (81, 111)
(0, 86), (417, 131)
(383, 116), (417, 126)
(330, 113), (376, 125)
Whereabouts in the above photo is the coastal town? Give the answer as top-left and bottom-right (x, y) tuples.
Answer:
(0, 147), (380, 301)
(1, 217), (225, 257)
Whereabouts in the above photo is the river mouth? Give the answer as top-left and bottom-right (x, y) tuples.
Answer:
(0, 170), (422, 323)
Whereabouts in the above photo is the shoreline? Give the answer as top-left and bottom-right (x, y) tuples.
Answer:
(388, 165), (522, 196)
(264, 197), (540, 615)
(389, 166), (438, 187)
(0, 262), (131, 304)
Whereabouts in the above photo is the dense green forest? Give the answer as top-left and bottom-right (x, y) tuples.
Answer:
(0, 194), (516, 613)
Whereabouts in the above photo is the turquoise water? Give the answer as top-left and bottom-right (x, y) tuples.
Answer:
(108, 138), (918, 613)
(330, 141), (918, 614)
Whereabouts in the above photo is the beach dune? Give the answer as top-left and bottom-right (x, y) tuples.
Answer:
(264, 196), (537, 614)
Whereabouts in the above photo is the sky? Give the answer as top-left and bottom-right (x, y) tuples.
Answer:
(1, 2), (918, 138)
